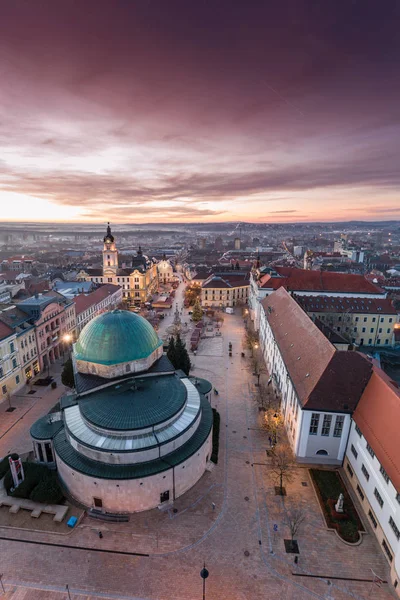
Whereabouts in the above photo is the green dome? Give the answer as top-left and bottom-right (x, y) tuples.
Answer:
(74, 310), (162, 366)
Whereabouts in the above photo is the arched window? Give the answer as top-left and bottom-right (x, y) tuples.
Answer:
(316, 449), (328, 456)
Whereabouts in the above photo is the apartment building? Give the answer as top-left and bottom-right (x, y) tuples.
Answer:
(259, 287), (372, 464)
(0, 322), (23, 404)
(249, 265), (386, 330)
(0, 306), (40, 381)
(296, 295), (398, 347)
(18, 292), (76, 371)
(201, 273), (249, 308)
(344, 368), (400, 591)
(74, 284), (122, 334)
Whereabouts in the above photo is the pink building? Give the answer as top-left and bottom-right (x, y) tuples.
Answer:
(19, 292), (76, 371)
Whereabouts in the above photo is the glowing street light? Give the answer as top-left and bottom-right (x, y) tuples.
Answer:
(63, 333), (72, 343)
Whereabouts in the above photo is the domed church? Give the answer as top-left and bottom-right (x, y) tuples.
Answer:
(30, 310), (213, 513)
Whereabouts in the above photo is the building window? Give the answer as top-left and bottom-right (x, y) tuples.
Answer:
(321, 414), (332, 436)
(15, 375), (20, 385)
(374, 488), (384, 508)
(355, 424), (362, 437)
(382, 540), (393, 563)
(351, 444), (358, 459)
(2, 385), (6, 394)
(396, 493), (400, 505)
(356, 485), (364, 501)
(309, 413), (319, 435)
(333, 415), (344, 438)
(363, 317), (367, 322)
(389, 517), (400, 540)
(368, 510), (378, 529)
(12, 358), (17, 369)
(372, 317), (376, 322)
(366, 443), (375, 458)
(380, 466), (390, 484)
(362, 327), (366, 332)
(10, 342), (15, 353)
(361, 464), (370, 481)
(347, 464), (353, 477)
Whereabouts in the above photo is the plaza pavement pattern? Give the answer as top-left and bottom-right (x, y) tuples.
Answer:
(0, 312), (396, 600)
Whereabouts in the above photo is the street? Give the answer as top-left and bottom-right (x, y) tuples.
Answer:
(0, 310), (394, 600)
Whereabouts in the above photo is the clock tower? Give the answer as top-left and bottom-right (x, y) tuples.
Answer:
(103, 223), (118, 275)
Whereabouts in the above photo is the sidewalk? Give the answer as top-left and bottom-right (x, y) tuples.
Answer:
(0, 359), (68, 457)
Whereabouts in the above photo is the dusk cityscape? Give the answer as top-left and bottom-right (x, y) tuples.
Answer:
(0, 2), (400, 600)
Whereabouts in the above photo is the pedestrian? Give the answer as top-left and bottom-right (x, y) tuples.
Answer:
(268, 436), (272, 447)
(212, 502), (216, 511)
(98, 531), (103, 539)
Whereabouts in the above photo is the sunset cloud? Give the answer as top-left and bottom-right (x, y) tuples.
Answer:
(0, 0), (400, 222)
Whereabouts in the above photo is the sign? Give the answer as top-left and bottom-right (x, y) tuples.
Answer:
(273, 524), (278, 532)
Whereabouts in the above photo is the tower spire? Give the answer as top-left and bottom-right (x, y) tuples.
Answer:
(104, 222), (114, 243)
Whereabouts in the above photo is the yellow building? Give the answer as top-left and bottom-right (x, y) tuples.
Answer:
(296, 295), (398, 347)
(0, 322), (24, 405)
(201, 273), (249, 308)
(78, 224), (159, 305)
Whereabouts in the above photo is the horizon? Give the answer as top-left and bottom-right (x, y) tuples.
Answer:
(0, 218), (399, 228)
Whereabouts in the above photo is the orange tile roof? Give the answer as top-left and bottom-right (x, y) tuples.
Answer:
(0, 321), (14, 341)
(261, 288), (372, 411)
(296, 295), (397, 315)
(261, 288), (336, 406)
(73, 284), (121, 315)
(259, 267), (385, 295)
(353, 368), (400, 491)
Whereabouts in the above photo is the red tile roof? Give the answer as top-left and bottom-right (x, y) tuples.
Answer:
(0, 321), (14, 341)
(353, 367), (400, 491)
(261, 288), (336, 406)
(296, 295), (397, 315)
(261, 288), (372, 411)
(259, 267), (385, 295)
(73, 284), (121, 315)
(202, 274), (249, 289)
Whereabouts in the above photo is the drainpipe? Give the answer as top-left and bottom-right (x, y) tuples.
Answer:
(154, 428), (176, 501)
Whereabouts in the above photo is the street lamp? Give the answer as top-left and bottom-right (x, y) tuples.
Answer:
(63, 333), (72, 359)
(200, 563), (209, 600)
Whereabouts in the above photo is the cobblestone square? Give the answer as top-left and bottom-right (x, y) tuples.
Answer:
(0, 308), (396, 600)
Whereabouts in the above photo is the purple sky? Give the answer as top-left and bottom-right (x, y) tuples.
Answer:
(1, 0), (400, 222)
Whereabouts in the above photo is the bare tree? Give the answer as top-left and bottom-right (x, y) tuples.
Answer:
(249, 352), (267, 386)
(284, 506), (306, 551)
(263, 407), (284, 443)
(270, 444), (295, 495)
(244, 329), (259, 356)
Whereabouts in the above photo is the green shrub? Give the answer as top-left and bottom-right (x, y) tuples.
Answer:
(0, 455), (11, 479)
(4, 461), (64, 504)
(211, 408), (220, 464)
(30, 476), (64, 504)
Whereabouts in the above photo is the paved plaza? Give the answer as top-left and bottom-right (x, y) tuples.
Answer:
(0, 308), (396, 600)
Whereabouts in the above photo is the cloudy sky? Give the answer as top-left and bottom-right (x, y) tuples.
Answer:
(1, 0), (400, 223)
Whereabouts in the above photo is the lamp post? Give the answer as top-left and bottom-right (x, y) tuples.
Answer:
(200, 563), (209, 600)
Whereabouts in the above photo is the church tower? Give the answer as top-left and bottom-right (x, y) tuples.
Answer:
(102, 223), (118, 275)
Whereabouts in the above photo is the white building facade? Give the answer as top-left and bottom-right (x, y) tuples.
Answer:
(259, 287), (372, 465)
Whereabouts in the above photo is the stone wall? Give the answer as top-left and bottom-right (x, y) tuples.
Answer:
(55, 428), (213, 513)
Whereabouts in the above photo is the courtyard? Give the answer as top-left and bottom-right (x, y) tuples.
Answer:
(0, 310), (395, 600)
